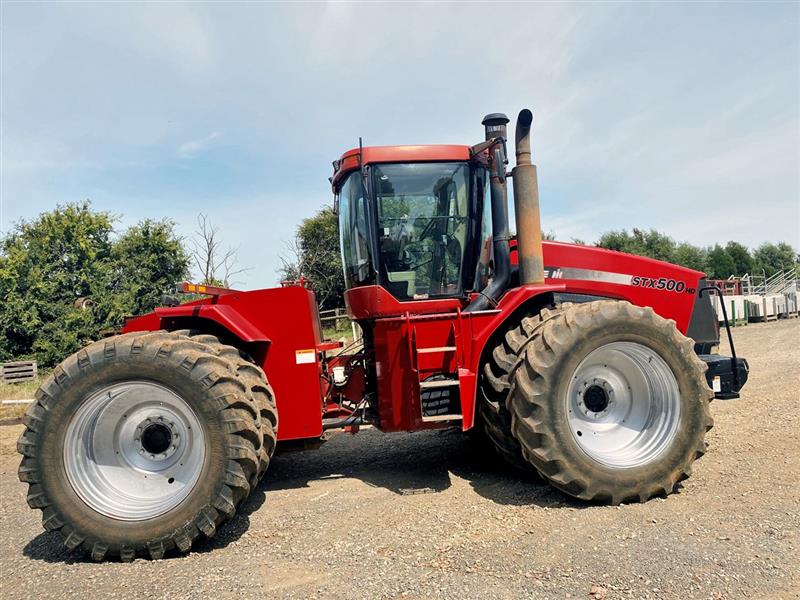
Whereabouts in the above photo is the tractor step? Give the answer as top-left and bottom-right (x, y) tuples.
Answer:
(419, 374), (460, 420)
(419, 379), (458, 389)
(416, 346), (457, 354)
(421, 414), (463, 423)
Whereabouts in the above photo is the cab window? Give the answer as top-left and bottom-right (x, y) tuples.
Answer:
(337, 171), (373, 289)
(373, 162), (470, 299)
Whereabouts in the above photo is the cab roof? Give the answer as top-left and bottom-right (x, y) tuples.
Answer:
(331, 144), (471, 189)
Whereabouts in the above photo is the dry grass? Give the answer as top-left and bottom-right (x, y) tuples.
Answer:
(0, 377), (42, 421)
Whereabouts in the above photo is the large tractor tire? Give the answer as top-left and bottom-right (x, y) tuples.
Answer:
(506, 300), (714, 504)
(172, 330), (278, 482)
(17, 330), (277, 561)
(479, 306), (566, 472)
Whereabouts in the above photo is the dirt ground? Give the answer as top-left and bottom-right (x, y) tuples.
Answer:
(0, 319), (798, 600)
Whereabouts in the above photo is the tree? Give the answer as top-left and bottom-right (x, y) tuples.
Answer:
(596, 228), (676, 263)
(673, 242), (707, 272)
(279, 206), (344, 309)
(0, 202), (114, 365)
(752, 242), (798, 278)
(596, 229), (638, 254)
(724, 241), (754, 276)
(705, 244), (736, 279)
(635, 229), (676, 262)
(0, 202), (190, 367)
(190, 213), (248, 287)
(93, 219), (190, 326)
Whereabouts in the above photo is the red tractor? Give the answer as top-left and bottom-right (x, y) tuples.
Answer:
(18, 109), (748, 561)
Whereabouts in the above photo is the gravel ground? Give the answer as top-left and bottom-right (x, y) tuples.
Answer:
(1, 319), (798, 600)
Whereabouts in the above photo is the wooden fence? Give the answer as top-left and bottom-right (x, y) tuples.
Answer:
(319, 308), (361, 343)
(1, 361), (38, 384)
(319, 308), (350, 330)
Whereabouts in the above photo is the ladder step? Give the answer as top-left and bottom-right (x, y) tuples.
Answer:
(417, 346), (457, 354)
(419, 379), (458, 389)
(421, 414), (463, 423)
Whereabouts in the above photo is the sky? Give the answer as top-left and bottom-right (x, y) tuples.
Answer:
(1, 2), (798, 288)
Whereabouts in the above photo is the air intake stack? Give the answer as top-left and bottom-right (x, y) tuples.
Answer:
(465, 113), (512, 312)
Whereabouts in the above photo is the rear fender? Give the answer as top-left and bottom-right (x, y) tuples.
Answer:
(467, 268), (703, 431)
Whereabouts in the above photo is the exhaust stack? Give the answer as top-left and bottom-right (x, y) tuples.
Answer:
(512, 109), (545, 285)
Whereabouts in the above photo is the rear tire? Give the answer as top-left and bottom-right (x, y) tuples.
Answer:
(507, 300), (714, 504)
(17, 331), (274, 561)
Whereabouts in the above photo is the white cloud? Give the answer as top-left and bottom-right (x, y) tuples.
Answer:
(178, 132), (222, 157)
(1, 3), (797, 286)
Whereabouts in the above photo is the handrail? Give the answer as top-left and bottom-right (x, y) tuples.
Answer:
(700, 285), (741, 394)
(735, 269), (798, 297)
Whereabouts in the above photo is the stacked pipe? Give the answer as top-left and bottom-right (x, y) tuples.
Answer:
(512, 109), (545, 285)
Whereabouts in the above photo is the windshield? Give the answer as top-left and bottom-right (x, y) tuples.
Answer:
(373, 162), (470, 299)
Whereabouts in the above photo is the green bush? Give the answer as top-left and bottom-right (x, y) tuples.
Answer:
(0, 202), (189, 367)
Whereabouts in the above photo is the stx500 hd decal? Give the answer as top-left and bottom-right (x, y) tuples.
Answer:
(545, 267), (694, 294)
(631, 276), (695, 294)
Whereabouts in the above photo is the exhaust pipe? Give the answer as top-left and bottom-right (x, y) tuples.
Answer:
(465, 113), (511, 312)
(512, 109), (545, 285)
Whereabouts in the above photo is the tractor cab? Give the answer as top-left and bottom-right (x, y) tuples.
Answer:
(332, 146), (494, 304)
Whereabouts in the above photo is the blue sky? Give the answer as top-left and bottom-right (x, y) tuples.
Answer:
(1, 2), (798, 287)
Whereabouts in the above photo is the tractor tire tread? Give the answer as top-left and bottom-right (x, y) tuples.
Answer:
(507, 300), (714, 505)
(16, 330), (273, 561)
(171, 329), (277, 481)
(477, 304), (570, 472)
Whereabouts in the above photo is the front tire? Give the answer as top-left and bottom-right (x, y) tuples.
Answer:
(507, 300), (714, 504)
(17, 331), (273, 561)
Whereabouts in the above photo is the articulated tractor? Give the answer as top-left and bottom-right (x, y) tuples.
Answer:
(18, 109), (748, 561)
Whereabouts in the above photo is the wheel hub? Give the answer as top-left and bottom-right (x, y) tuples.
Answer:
(64, 381), (206, 521)
(137, 419), (178, 460)
(580, 382), (612, 415)
(565, 341), (681, 469)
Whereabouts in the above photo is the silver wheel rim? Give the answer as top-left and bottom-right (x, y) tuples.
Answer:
(64, 381), (206, 521)
(565, 342), (681, 469)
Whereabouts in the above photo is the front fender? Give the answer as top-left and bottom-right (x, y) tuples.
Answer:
(123, 303), (271, 343)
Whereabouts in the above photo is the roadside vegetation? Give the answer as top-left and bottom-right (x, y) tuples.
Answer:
(2, 202), (798, 370)
(0, 377), (42, 421)
(594, 228), (798, 279)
